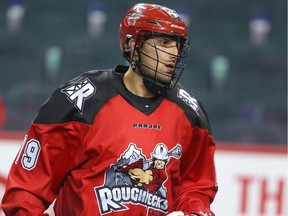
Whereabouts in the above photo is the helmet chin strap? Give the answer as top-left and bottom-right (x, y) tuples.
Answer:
(129, 45), (168, 95)
(143, 78), (166, 95)
(131, 58), (166, 95)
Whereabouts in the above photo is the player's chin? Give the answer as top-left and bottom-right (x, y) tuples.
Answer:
(156, 73), (172, 84)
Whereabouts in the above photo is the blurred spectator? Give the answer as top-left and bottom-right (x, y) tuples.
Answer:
(87, 2), (107, 39)
(44, 46), (63, 84)
(225, 102), (286, 144)
(210, 55), (230, 92)
(0, 95), (6, 129)
(6, 0), (25, 33)
(249, 11), (271, 46)
(239, 103), (266, 124)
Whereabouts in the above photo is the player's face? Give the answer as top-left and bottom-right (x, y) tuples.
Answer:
(139, 37), (179, 83)
(154, 159), (166, 169)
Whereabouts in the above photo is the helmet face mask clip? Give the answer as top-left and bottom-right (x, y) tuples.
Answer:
(124, 34), (134, 53)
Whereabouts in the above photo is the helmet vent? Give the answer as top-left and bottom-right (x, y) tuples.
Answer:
(143, 20), (160, 26)
(127, 12), (143, 18)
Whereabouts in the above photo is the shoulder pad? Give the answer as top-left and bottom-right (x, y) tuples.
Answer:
(167, 84), (212, 133)
(34, 69), (117, 124)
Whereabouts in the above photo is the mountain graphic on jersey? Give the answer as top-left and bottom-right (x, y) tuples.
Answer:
(95, 143), (182, 215)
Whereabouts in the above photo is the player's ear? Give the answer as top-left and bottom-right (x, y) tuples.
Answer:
(127, 39), (139, 61)
(124, 38), (135, 52)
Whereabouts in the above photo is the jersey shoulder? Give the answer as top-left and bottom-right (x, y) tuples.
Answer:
(166, 83), (212, 133)
(34, 69), (118, 125)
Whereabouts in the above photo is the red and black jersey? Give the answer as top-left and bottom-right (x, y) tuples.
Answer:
(2, 65), (218, 216)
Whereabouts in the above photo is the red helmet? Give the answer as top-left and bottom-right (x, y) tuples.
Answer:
(119, 3), (188, 54)
(119, 3), (190, 93)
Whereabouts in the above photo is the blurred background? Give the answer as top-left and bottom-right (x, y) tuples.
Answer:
(0, 0), (286, 145)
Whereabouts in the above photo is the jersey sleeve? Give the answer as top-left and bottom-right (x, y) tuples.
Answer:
(167, 86), (218, 215)
(173, 124), (218, 216)
(1, 88), (91, 215)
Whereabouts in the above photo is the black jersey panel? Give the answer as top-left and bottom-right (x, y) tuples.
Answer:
(34, 69), (119, 125)
(166, 83), (213, 134)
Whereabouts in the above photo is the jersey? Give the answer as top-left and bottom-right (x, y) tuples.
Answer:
(1, 65), (218, 216)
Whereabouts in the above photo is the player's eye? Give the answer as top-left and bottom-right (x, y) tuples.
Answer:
(158, 38), (176, 47)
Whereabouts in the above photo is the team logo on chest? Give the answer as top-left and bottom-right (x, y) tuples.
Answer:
(61, 78), (96, 114)
(94, 143), (182, 215)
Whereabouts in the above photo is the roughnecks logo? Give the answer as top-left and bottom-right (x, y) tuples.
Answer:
(94, 143), (182, 215)
(61, 78), (96, 114)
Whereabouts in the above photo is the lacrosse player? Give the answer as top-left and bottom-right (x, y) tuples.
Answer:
(2, 3), (218, 216)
